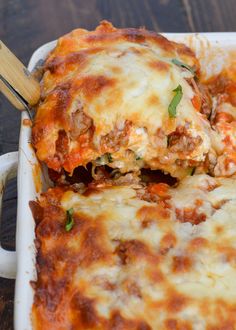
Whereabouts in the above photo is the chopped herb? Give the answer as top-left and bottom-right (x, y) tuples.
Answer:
(95, 156), (104, 165)
(168, 85), (183, 118)
(136, 156), (143, 161)
(65, 208), (74, 232)
(96, 153), (113, 165)
(171, 58), (196, 75)
(107, 153), (113, 163)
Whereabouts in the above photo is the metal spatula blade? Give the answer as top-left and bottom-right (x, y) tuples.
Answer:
(0, 74), (33, 120)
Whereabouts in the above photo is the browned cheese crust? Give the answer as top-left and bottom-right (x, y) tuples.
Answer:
(32, 21), (212, 179)
(31, 175), (236, 329)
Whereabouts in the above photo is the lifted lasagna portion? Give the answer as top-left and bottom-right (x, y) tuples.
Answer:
(31, 174), (236, 330)
(32, 21), (211, 178)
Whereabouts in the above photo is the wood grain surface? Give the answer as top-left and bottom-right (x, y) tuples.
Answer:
(0, 0), (235, 328)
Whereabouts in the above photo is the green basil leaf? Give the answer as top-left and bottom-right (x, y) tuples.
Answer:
(171, 58), (195, 75)
(65, 208), (74, 232)
(168, 85), (183, 118)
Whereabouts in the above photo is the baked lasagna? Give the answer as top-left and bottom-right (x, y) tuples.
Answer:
(31, 175), (236, 329)
(31, 22), (236, 330)
(32, 21), (213, 179)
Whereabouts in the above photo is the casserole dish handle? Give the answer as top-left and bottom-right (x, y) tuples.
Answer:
(0, 151), (18, 279)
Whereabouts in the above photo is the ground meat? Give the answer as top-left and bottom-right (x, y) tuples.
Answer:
(207, 75), (236, 107)
(55, 130), (69, 162)
(175, 207), (206, 225)
(207, 75), (229, 96)
(187, 78), (212, 117)
(175, 159), (201, 169)
(168, 126), (202, 154)
(136, 185), (172, 206)
(70, 109), (93, 138)
(136, 188), (159, 203)
(198, 83), (212, 117)
(100, 121), (131, 152)
(200, 150), (217, 176)
(88, 171), (141, 188)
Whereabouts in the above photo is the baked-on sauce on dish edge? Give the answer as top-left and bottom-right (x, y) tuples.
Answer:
(30, 21), (236, 329)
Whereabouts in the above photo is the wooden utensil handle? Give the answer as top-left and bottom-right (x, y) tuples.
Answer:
(0, 40), (40, 109)
(0, 79), (25, 109)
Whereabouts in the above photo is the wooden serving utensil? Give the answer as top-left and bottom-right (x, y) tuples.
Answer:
(0, 40), (40, 119)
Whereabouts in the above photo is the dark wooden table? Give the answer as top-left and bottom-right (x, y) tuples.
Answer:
(0, 0), (235, 328)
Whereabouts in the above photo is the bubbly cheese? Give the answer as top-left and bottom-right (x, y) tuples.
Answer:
(209, 102), (236, 176)
(32, 21), (212, 178)
(32, 174), (236, 330)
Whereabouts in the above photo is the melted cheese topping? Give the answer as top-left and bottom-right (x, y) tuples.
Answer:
(32, 174), (236, 329)
(202, 59), (236, 177)
(32, 21), (211, 178)
(208, 101), (236, 177)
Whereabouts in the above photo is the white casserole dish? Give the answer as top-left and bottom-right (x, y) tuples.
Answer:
(0, 32), (235, 330)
